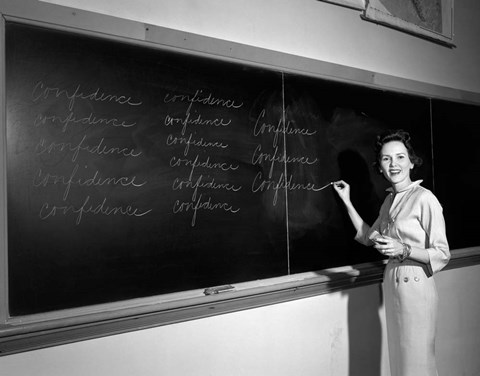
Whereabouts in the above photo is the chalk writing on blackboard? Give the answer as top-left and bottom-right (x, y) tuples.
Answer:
(33, 112), (137, 132)
(250, 108), (324, 206)
(31, 79), (151, 225)
(38, 196), (153, 225)
(163, 89), (243, 109)
(34, 136), (142, 163)
(163, 89), (245, 227)
(32, 81), (143, 109)
(33, 165), (147, 200)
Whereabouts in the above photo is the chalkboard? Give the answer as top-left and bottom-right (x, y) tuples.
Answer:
(5, 22), (434, 316)
(432, 100), (480, 249)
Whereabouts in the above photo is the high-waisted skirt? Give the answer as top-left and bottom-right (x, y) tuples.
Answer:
(383, 258), (439, 376)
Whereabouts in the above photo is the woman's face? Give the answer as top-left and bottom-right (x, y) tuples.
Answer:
(379, 140), (414, 190)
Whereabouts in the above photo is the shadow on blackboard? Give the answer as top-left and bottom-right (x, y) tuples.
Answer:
(336, 148), (381, 229)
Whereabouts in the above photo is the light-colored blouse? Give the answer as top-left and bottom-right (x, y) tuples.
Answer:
(355, 180), (450, 275)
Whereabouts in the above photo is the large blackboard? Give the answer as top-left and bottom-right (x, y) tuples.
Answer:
(5, 22), (435, 316)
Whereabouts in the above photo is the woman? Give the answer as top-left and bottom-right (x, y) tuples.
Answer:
(333, 129), (450, 376)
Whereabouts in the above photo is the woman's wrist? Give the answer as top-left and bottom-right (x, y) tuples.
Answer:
(398, 243), (412, 262)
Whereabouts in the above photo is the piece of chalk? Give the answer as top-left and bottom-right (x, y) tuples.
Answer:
(204, 285), (235, 295)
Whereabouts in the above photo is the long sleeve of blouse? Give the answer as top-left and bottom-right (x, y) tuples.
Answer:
(354, 181), (450, 276)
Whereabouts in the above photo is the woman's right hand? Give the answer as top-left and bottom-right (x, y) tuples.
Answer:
(333, 180), (351, 204)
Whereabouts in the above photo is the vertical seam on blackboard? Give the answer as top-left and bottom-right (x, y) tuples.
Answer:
(281, 73), (291, 275)
(429, 98), (435, 193)
(0, 14), (9, 322)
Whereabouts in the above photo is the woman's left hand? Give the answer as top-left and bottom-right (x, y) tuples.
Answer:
(372, 235), (404, 258)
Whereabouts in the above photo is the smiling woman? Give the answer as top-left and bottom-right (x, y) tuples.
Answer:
(374, 129), (422, 192)
(333, 129), (450, 376)
(378, 141), (414, 191)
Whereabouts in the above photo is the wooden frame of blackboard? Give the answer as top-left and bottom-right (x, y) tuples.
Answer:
(0, 0), (480, 356)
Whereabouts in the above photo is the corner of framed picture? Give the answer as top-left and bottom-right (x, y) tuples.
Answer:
(362, 0), (455, 47)
(319, 0), (366, 11)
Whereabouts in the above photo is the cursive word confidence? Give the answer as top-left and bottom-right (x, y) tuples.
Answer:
(33, 165), (146, 201)
(32, 81), (143, 111)
(166, 133), (228, 157)
(173, 194), (240, 227)
(254, 109), (317, 148)
(34, 111), (136, 133)
(164, 105), (231, 136)
(252, 171), (325, 206)
(172, 174), (242, 202)
(170, 154), (239, 181)
(252, 144), (318, 178)
(39, 196), (152, 225)
(164, 89), (243, 109)
(35, 135), (141, 163)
